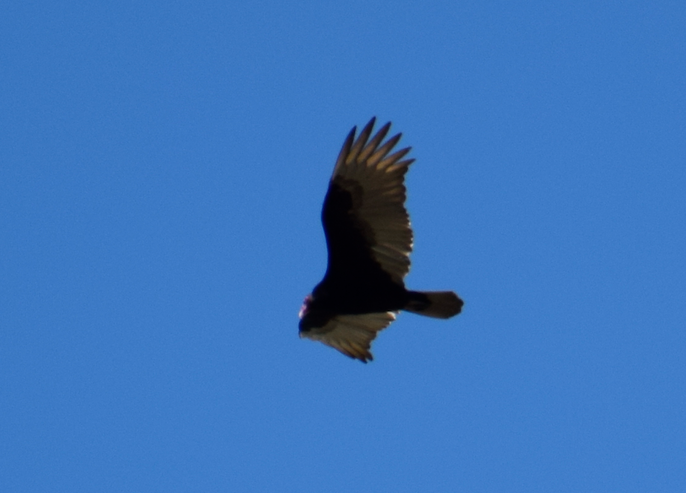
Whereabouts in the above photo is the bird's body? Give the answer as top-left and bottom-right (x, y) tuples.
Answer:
(299, 118), (463, 362)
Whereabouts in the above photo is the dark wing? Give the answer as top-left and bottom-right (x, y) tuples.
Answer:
(322, 118), (415, 285)
(300, 311), (396, 362)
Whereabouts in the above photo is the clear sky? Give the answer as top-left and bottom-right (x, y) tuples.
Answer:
(2, 1), (685, 491)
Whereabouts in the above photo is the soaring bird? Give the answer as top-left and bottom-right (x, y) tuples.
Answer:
(299, 118), (463, 362)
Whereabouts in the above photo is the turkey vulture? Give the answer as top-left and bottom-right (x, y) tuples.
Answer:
(299, 118), (463, 362)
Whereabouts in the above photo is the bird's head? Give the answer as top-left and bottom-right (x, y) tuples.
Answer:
(298, 294), (313, 319)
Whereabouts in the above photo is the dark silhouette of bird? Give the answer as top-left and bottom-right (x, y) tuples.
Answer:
(299, 118), (463, 362)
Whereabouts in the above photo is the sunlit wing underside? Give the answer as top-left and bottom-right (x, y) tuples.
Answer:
(300, 311), (397, 362)
(326, 118), (415, 285)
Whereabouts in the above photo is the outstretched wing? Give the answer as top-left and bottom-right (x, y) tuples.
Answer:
(300, 311), (397, 362)
(322, 118), (415, 285)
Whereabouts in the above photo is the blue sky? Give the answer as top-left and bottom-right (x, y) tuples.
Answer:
(2, 1), (685, 491)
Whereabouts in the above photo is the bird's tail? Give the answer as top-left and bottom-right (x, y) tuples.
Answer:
(405, 291), (463, 319)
